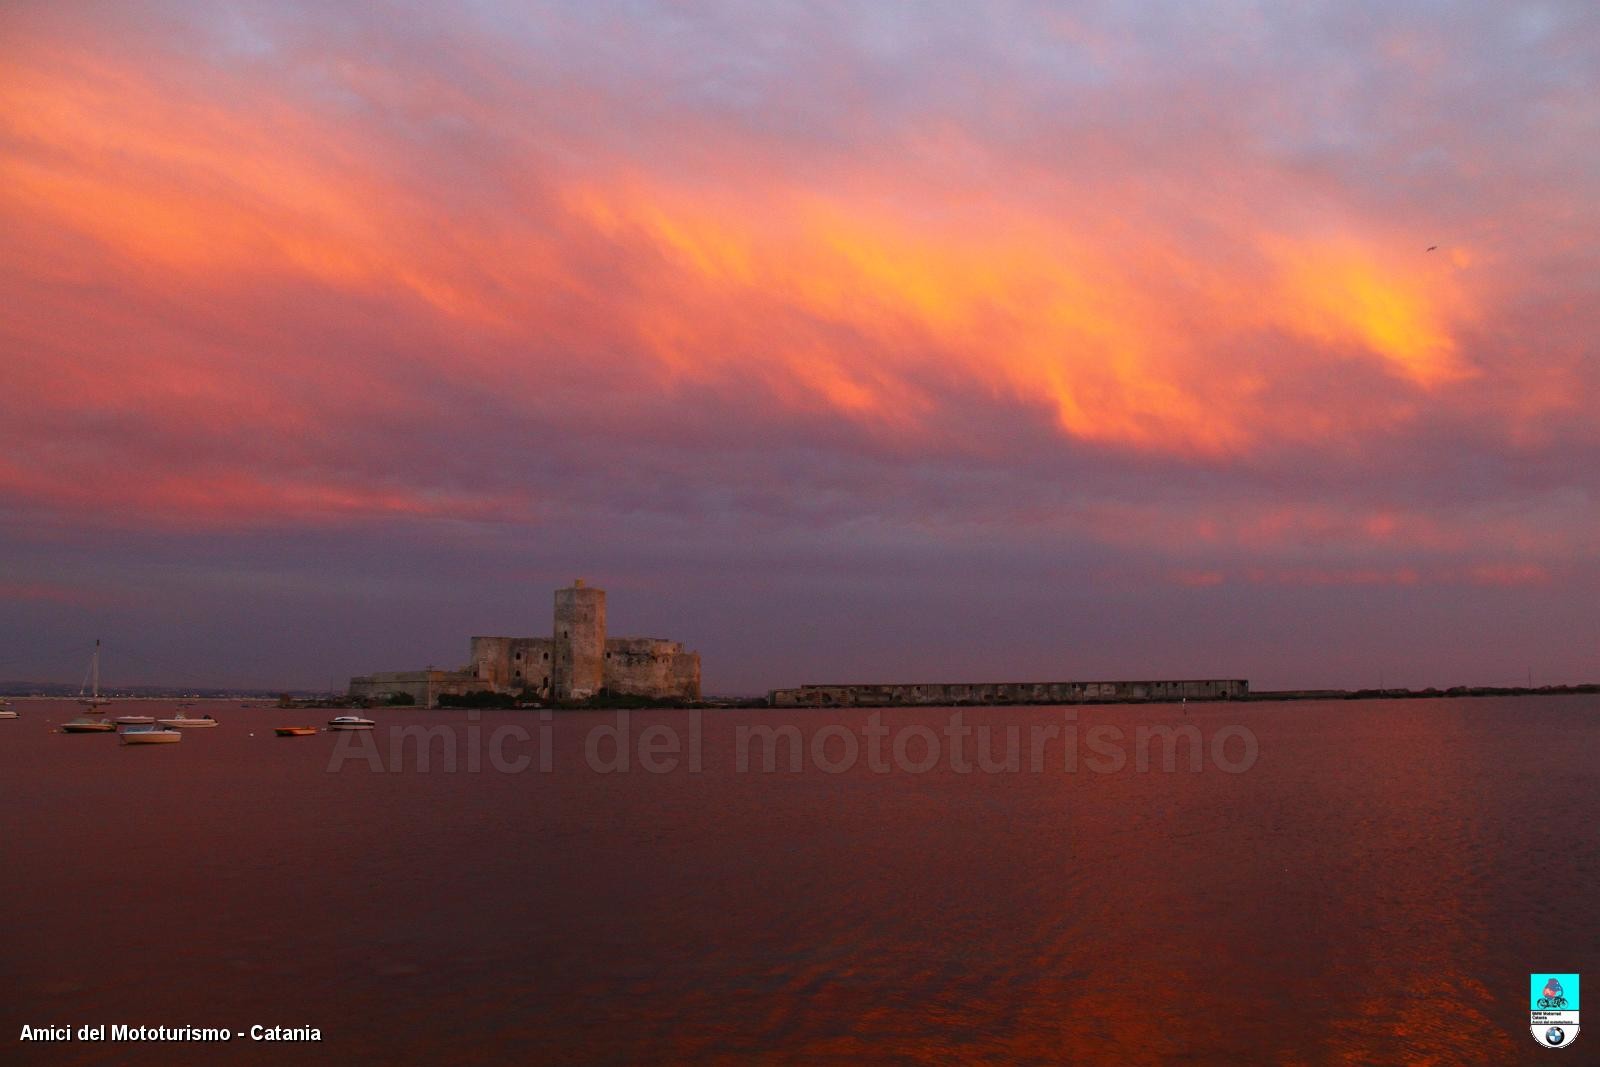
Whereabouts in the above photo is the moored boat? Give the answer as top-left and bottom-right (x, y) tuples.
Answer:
(0, 700), (16, 720)
(61, 717), (117, 733)
(115, 715), (156, 725)
(121, 725), (181, 745)
(275, 726), (319, 736)
(327, 716), (376, 730)
(78, 640), (112, 709)
(156, 712), (218, 728)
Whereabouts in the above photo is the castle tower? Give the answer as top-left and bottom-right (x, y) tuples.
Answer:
(552, 579), (606, 700)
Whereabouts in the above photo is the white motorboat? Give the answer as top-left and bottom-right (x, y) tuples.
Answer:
(328, 716), (376, 730)
(78, 640), (112, 709)
(115, 715), (156, 725)
(121, 725), (181, 745)
(0, 700), (16, 720)
(156, 711), (218, 728)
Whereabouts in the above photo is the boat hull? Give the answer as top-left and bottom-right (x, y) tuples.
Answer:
(62, 722), (116, 733)
(275, 726), (318, 736)
(157, 719), (218, 728)
(122, 730), (181, 745)
(115, 716), (156, 725)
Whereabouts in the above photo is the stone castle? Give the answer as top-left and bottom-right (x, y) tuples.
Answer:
(349, 580), (701, 707)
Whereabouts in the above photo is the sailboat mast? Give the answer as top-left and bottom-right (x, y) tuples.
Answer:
(93, 639), (100, 700)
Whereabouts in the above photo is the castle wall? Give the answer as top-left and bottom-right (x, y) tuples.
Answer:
(603, 638), (701, 701)
(553, 581), (606, 700)
(468, 636), (513, 690)
(471, 636), (555, 696)
(768, 678), (1248, 707)
(349, 670), (482, 708)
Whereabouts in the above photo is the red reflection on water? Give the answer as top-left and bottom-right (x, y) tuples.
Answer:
(1, 698), (1591, 1063)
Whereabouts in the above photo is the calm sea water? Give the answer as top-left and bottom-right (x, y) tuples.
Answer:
(2, 696), (1594, 1065)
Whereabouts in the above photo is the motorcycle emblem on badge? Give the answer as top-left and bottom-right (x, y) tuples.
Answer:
(1531, 973), (1580, 1049)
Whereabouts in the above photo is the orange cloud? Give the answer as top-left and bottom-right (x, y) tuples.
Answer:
(0, 32), (1497, 472)
(553, 176), (1488, 457)
(1264, 236), (1474, 386)
(0, 3), (1593, 571)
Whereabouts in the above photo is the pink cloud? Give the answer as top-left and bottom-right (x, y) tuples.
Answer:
(0, 0), (1595, 572)
(1462, 563), (1551, 588)
(0, 581), (106, 606)
(1171, 570), (1226, 588)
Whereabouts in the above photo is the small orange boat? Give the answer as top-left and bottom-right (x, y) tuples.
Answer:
(274, 726), (318, 737)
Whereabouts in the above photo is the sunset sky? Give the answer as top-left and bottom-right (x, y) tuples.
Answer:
(3, 1), (1598, 693)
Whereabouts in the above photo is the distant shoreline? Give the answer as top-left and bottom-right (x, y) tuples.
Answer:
(2, 685), (1595, 708)
(0, 694), (295, 702)
(1247, 684), (1600, 702)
